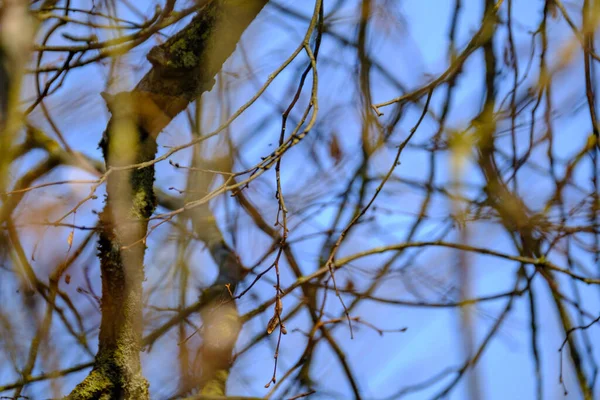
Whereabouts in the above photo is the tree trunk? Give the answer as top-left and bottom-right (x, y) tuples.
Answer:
(68, 1), (269, 398)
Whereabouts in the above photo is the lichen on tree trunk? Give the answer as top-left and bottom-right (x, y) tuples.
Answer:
(68, 93), (158, 400)
(67, 1), (269, 398)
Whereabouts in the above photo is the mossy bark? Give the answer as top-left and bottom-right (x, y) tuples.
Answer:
(135, 0), (270, 118)
(68, 1), (268, 398)
(68, 93), (158, 400)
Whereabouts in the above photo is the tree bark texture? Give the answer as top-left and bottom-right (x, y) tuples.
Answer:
(68, 1), (269, 398)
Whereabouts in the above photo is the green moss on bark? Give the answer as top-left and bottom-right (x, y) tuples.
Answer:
(67, 362), (149, 400)
(69, 2), (269, 397)
(68, 94), (157, 400)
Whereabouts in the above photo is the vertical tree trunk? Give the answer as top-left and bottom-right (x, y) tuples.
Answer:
(68, 92), (159, 399)
(68, 1), (269, 398)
